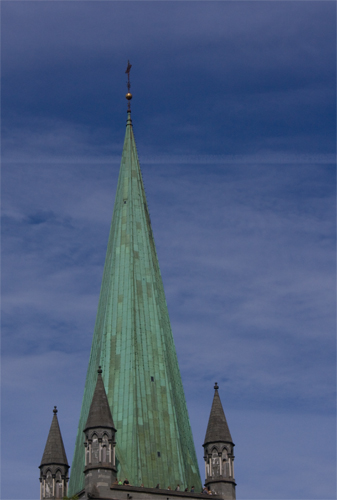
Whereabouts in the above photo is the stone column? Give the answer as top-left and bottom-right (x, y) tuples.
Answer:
(218, 453), (222, 476)
(112, 443), (116, 467)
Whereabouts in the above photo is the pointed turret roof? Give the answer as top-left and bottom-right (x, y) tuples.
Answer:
(69, 109), (201, 494)
(85, 367), (116, 431)
(40, 407), (68, 467)
(204, 383), (233, 445)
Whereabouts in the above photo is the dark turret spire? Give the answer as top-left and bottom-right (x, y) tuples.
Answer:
(204, 383), (233, 446)
(39, 407), (69, 499)
(85, 367), (116, 431)
(40, 407), (68, 467)
(203, 384), (236, 500)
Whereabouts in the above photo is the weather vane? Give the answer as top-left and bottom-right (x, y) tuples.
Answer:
(125, 60), (132, 111)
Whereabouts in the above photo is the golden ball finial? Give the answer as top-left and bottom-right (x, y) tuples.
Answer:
(126, 92), (132, 101)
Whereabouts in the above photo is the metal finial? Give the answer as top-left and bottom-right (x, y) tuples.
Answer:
(214, 382), (219, 390)
(98, 366), (102, 374)
(53, 406), (58, 414)
(125, 60), (132, 111)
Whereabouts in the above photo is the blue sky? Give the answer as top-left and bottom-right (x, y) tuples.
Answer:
(1, 2), (336, 499)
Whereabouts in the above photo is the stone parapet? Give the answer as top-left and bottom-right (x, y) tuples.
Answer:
(204, 479), (236, 487)
(77, 484), (224, 500)
(110, 485), (223, 500)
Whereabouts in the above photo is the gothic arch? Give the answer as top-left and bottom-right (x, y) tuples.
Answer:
(55, 470), (62, 499)
(45, 470), (53, 499)
(91, 433), (99, 464)
(102, 434), (109, 463)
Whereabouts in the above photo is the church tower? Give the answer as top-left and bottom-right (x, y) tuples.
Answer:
(69, 77), (201, 494)
(83, 367), (117, 499)
(203, 383), (236, 500)
(39, 407), (69, 499)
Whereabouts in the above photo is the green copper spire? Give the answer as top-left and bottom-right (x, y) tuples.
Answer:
(68, 110), (201, 494)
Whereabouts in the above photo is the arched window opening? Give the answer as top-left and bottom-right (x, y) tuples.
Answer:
(223, 459), (228, 478)
(55, 481), (62, 499)
(222, 449), (228, 478)
(92, 434), (99, 464)
(102, 434), (109, 463)
(102, 444), (106, 463)
(211, 448), (220, 477)
(45, 471), (53, 499)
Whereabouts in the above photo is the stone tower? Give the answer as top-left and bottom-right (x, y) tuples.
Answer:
(84, 367), (117, 499)
(69, 109), (201, 494)
(203, 383), (236, 500)
(39, 407), (69, 499)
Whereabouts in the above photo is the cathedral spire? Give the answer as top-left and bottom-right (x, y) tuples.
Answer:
(68, 95), (201, 494)
(39, 407), (69, 499)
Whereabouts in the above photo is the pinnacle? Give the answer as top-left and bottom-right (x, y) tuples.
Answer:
(40, 408), (68, 467)
(204, 385), (233, 445)
(85, 368), (115, 431)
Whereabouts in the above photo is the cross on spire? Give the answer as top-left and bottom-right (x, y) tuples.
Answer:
(125, 60), (132, 111)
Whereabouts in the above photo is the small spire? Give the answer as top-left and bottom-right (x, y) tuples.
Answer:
(125, 60), (132, 112)
(204, 384), (233, 445)
(84, 367), (116, 431)
(40, 407), (68, 467)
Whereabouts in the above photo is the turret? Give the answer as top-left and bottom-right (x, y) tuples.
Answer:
(203, 383), (236, 500)
(83, 367), (117, 499)
(39, 407), (69, 499)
